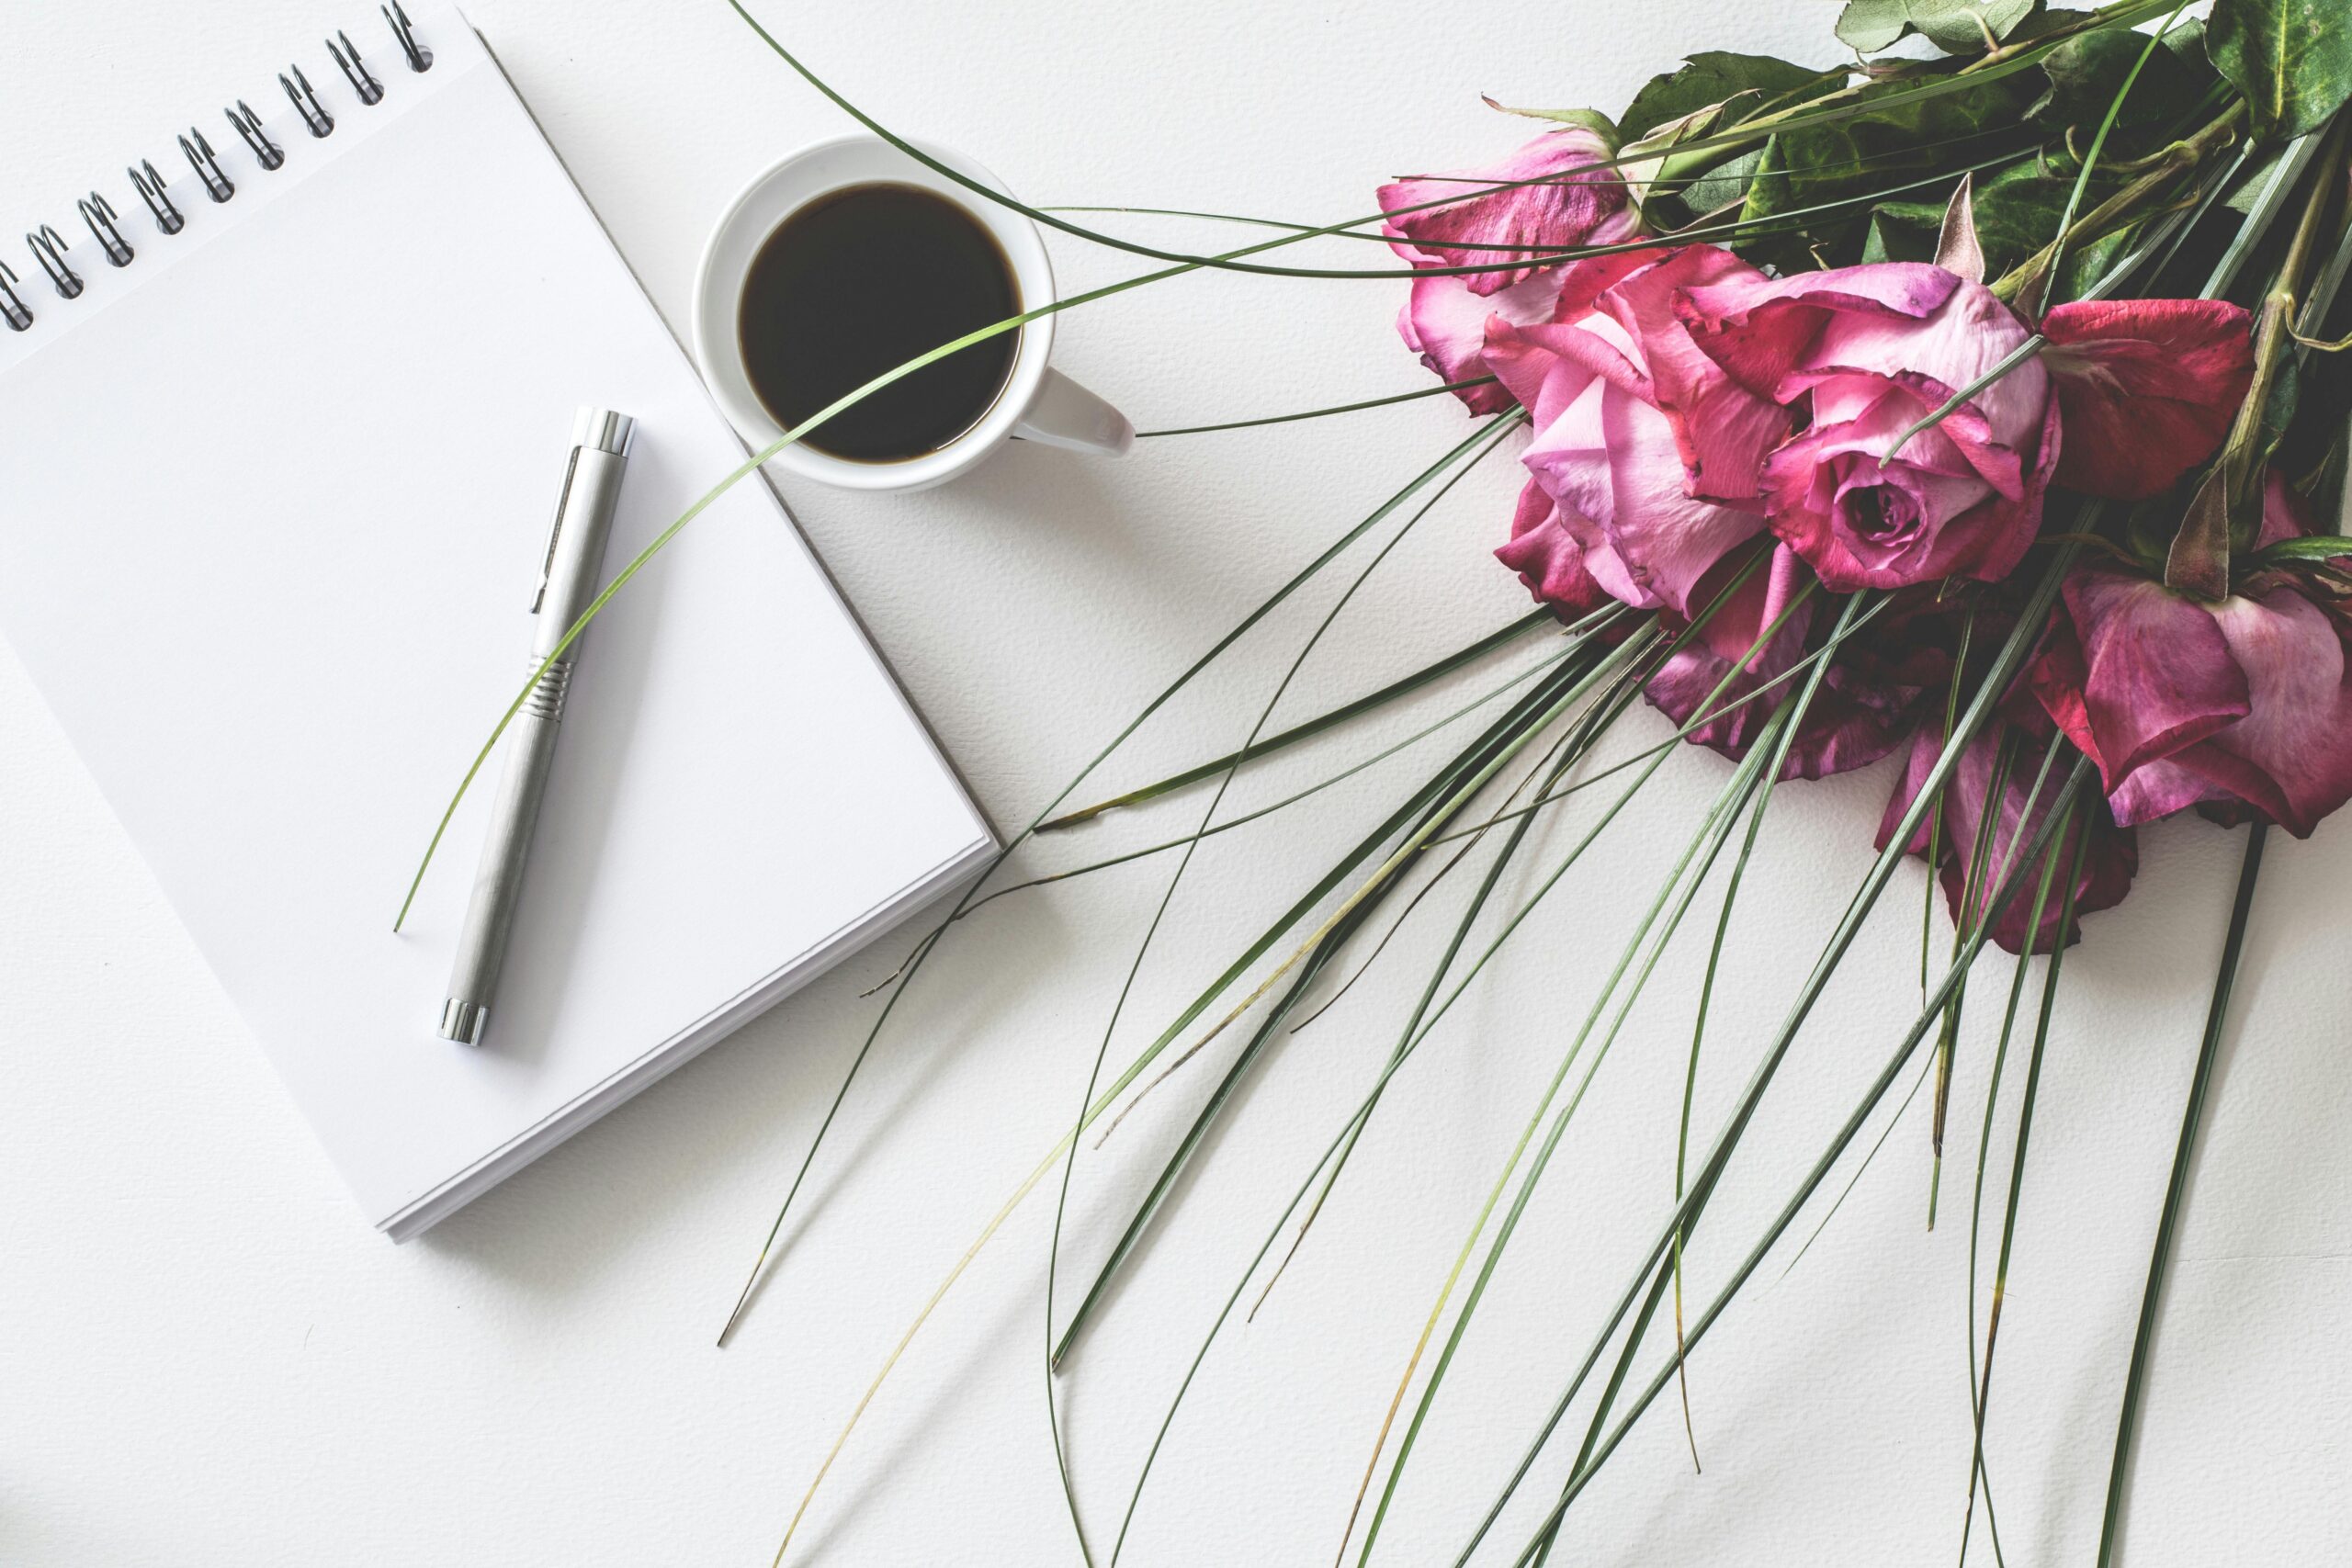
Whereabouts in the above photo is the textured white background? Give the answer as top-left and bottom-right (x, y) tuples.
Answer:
(4, 3), (2346, 1564)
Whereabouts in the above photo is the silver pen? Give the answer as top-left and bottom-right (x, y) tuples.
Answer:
(438, 407), (637, 1045)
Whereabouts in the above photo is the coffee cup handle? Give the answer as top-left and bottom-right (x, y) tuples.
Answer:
(1012, 367), (1135, 457)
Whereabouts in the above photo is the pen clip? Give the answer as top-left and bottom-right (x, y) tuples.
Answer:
(532, 444), (584, 615)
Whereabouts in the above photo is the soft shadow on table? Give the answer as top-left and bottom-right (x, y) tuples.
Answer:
(414, 885), (1074, 1302)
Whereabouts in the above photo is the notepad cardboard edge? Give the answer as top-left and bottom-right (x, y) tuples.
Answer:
(379, 832), (995, 1241)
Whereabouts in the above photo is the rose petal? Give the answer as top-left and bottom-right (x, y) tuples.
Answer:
(1496, 478), (1613, 621)
(1379, 128), (1630, 296)
(1875, 724), (2138, 953)
(2059, 565), (2250, 795)
(2039, 298), (2256, 500)
(1398, 268), (1566, 412)
(1675, 262), (1963, 399)
(1592, 244), (1791, 503)
(2167, 587), (2352, 837)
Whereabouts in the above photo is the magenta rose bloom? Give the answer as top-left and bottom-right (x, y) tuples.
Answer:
(1381, 128), (1636, 413)
(1649, 569), (1973, 781)
(1482, 245), (1792, 623)
(2031, 475), (2352, 838)
(2038, 298), (2256, 501)
(1877, 720), (2138, 953)
(1674, 262), (2060, 593)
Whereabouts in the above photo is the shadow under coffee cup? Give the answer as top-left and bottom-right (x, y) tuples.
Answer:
(693, 133), (1132, 493)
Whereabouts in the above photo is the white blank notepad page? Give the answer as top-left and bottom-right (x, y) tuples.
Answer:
(0, 16), (991, 1231)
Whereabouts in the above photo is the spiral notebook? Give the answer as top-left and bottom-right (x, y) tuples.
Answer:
(0, 7), (995, 1239)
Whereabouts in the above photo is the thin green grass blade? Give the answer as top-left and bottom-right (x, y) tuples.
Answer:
(1043, 609), (1557, 828)
(1513, 596), (1864, 1564)
(1494, 759), (2098, 1562)
(1102, 710), (1595, 1564)
(1448, 548), (2086, 1562)
(1037, 416), (1522, 1558)
(728, 0), (2174, 284)
(1957, 806), (2086, 1566)
(1051, 637), (1653, 1367)
(1347, 591), (1837, 1564)
(718, 414), (1512, 1344)
(2095, 823), (2267, 1568)
(1137, 379), (1500, 436)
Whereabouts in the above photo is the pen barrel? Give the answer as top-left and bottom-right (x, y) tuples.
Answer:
(442, 669), (570, 1034)
(440, 409), (633, 1045)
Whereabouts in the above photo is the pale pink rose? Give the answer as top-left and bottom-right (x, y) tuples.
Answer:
(1483, 245), (1791, 620)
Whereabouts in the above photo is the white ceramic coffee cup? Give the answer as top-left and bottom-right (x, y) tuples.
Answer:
(692, 133), (1132, 491)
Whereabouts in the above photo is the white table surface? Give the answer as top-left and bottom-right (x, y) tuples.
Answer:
(5, 3), (2346, 1564)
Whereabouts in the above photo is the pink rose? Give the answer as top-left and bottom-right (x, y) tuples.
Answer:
(1380, 128), (1637, 413)
(1673, 264), (2256, 592)
(1648, 569), (1968, 782)
(1876, 720), (2139, 953)
(1676, 263), (2060, 592)
(1482, 245), (1792, 622)
(2032, 475), (2352, 838)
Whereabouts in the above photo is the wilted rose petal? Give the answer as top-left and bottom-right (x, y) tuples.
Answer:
(1483, 245), (1788, 620)
(1875, 723), (2138, 953)
(2039, 298), (2256, 500)
(1397, 266), (1569, 413)
(1379, 128), (1632, 296)
(2035, 476), (2352, 837)
(1495, 477), (1613, 621)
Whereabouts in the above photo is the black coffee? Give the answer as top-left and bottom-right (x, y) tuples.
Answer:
(738, 182), (1022, 463)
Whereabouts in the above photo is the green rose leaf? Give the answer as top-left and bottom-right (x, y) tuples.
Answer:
(1740, 73), (2040, 267)
(2209, 0), (2352, 140)
(1480, 99), (1622, 149)
(2031, 22), (2214, 129)
(1836, 0), (2041, 56)
(1619, 51), (1827, 143)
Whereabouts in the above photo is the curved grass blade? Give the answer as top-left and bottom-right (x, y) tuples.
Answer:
(727, 0), (2176, 284)
(1050, 634), (1657, 1369)
(1434, 597), (1862, 1567)
(1343, 591), (1841, 1565)
(718, 414), (1517, 1345)
(1351, 706), (1790, 1568)
(1043, 610), (1556, 828)
(1106, 625), (1780, 1558)
(1493, 759), (2099, 1563)
(1102, 727), (1600, 1562)
(1957, 807), (2086, 1566)
(1448, 547), (2086, 1562)
(1037, 413), (1522, 1558)
(1137, 379), (1500, 436)
(2095, 822), (2267, 1568)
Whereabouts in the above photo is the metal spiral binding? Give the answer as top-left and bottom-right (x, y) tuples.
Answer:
(27, 225), (80, 299)
(180, 129), (234, 202)
(281, 64), (334, 137)
(0, 262), (31, 332)
(78, 194), (133, 266)
(129, 160), (185, 234)
(328, 30), (384, 105)
(227, 101), (285, 170)
(385, 3), (432, 72)
(11, 7), (428, 341)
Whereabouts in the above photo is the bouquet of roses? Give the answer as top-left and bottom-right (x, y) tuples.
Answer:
(407, 2), (2352, 1562)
